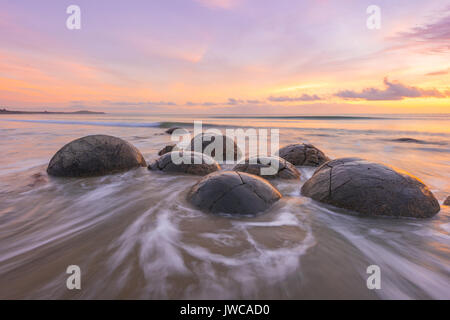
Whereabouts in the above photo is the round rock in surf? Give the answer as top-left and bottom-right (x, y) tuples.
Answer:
(187, 171), (282, 215)
(165, 127), (187, 134)
(158, 144), (176, 156)
(278, 143), (329, 166)
(148, 151), (220, 176)
(47, 135), (147, 177)
(189, 133), (242, 162)
(444, 196), (450, 206)
(301, 157), (440, 218)
(233, 156), (300, 180)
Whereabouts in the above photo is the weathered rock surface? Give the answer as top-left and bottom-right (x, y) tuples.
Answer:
(158, 144), (176, 156)
(148, 151), (220, 175)
(301, 157), (440, 218)
(233, 156), (300, 179)
(189, 133), (242, 162)
(47, 135), (146, 177)
(444, 196), (450, 206)
(187, 171), (282, 215)
(278, 143), (329, 166)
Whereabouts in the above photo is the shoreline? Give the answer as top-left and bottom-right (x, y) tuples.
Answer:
(0, 109), (105, 115)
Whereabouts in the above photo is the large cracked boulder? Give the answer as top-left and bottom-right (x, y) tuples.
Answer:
(301, 158), (440, 218)
(148, 151), (220, 176)
(187, 171), (282, 215)
(47, 135), (147, 177)
(278, 143), (329, 166)
(233, 156), (300, 180)
(189, 133), (242, 163)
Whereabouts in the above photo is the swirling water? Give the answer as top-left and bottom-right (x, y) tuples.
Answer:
(0, 113), (449, 299)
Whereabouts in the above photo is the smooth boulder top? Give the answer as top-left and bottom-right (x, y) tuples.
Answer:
(444, 196), (450, 206)
(148, 151), (221, 176)
(187, 171), (282, 215)
(47, 135), (146, 177)
(189, 133), (242, 162)
(278, 143), (330, 166)
(233, 155), (300, 180)
(301, 157), (440, 218)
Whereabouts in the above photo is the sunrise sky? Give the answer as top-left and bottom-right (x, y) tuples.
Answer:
(0, 0), (449, 114)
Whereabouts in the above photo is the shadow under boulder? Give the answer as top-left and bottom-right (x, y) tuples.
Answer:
(47, 135), (147, 177)
(187, 171), (282, 215)
(148, 151), (220, 176)
(301, 157), (440, 218)
(278, 143), (329, 166)
(233, 155), (300, 180)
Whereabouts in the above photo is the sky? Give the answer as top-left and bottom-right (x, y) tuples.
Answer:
(0, 0), (449, 114)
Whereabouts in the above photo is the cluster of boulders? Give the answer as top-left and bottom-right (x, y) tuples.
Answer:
(46, 129), (443, 218)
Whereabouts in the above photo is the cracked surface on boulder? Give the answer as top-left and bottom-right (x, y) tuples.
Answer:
(47, 135), (146, 177)
(278, 143), (329, 166)
(187, 171), (282, 215)
(148, 151), (220, 176)
(301, 157), (440, 218)
(233, 156), (300, 179)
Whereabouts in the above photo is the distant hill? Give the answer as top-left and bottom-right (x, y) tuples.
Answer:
(0, 108), (105, 115)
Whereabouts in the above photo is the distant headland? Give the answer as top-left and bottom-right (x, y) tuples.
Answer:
(0, 108), (105, 115)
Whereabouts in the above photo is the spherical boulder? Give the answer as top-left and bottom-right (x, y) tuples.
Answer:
(278, 143), (329, 166)
(47, 135), (147, 177)
(158, 144), (176, 156)
(301, 157), (440, 218)
(165, 127), (187, 134)
(187, 171), (282, 215)
(444, 196), (450, 206)
(148, 151), (220, 176)
(189, 133), (242, 163)
(233, 155), (300, 180)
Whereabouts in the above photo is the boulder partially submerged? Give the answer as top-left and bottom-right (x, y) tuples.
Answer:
(444, 196), (450, 206)
(165, 127), (186, 134)
(187, 171), (282, 215)
(189, 133), (242, 163)
(233, 156), (300, 179)
(158, 144), (176, 156)
(278, 143), (329, 166)
(47, 135), (146, 177)
(148, 151), (220, 176)
(301, 158), (440, 218)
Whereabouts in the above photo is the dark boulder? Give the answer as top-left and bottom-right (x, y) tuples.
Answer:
(444, 196), (450, 206)
(233, 155), (300, 179)
(158, 144), (176, 156)
(189, 133), (242, 163)
(47, 135), (146, 177)
(148, 151), (220, 176)
(278, 143), (329, 166)
(165, 127), (186, 134)
(301, 157), (440, 218)
(187, 171), (282, 215)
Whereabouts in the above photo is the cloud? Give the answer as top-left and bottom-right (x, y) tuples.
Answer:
(394, 6), (450, 53)
(268, 94), (322, 102)
(426, 68), (449, 76)
(335, 78), (447, 101)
